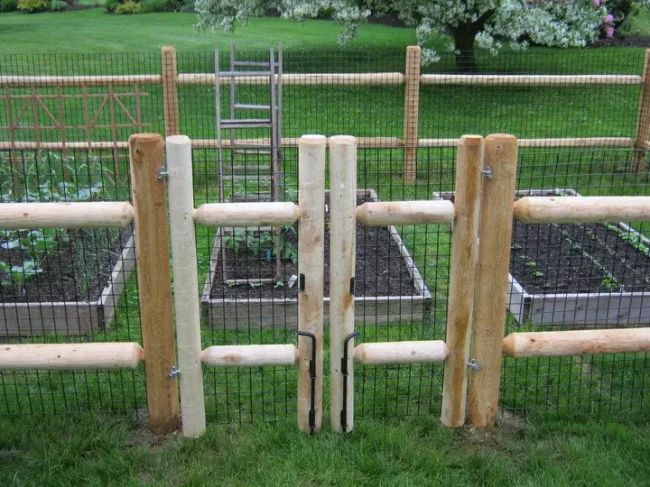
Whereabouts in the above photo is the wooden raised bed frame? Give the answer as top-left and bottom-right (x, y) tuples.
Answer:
(434, 188), (650, 327)
(0, 233), (136, 336)
(200, 189), (432, 329)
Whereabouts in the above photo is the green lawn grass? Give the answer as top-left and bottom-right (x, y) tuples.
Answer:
(1, 413), (649, 485)
(1, 9), (650, 484)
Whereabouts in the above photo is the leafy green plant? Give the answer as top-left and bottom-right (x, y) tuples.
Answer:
(114, 0), (141, 14)
(0, 0), (17, 11)
(49, 0), (66, 10)
(16, 0), (48, 12)
(600, 276), (620, 291)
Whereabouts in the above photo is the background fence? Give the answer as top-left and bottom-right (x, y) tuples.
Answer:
(0, 46), (649, 425)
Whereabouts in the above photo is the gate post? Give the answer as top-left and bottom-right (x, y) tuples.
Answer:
(328, 135), (357, 433)
(129, 133), (180, 434)
(166, 135), (206, 438)
(440, 135), (484, 427)
(466, 134), (518, 428)
(297, 134), (326, 433)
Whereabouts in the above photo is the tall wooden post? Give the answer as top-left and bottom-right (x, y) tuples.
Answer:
(403, 46), (421, 182)
(297, 134), (326, 433)
(129, 133), (180, 434)
(328, 135), (357, 433)
(440, 135), (484, 427)
(161, 46), (180, 137)
(466, 134), (518, 428)
(632, 49), (650, 172)
(166, 135), (206, 438)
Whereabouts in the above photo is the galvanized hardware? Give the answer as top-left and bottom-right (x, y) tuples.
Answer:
(157, 167), (169, 181)
(340, 331), (360, 432)
(168, 365), (181, 378)
(468, 358), (480, 371)
(481, 167), (493, 179)
(297, 330), (317, 433)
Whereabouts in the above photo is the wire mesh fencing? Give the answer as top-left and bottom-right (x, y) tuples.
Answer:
(0, 46), (649, 424)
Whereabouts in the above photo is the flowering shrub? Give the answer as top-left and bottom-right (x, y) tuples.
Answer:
(195, 1), (650, 71)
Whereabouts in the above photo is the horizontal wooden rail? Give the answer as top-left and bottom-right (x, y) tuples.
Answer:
(0, 342), (144, 369)
(420, 74), (642, 86)
(0, 201), (134, 228)
(356, 200), (454, 226)
(193, 202), (300, 227)
(503, 328), (650, 358)
(1, 137), (640, 152)
(200, 344), (299, 367)
(513, 196), (650, 223)
(1, 73), (638, 88)
(353, 340), (449, 365)
(177, 72), (404, 86)
(0, 74), (161, 87)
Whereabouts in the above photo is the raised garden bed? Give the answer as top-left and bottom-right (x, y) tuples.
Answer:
(0, 228), (135, 336)
(201, 189), (432, 329)
(434, 189), (650, 327)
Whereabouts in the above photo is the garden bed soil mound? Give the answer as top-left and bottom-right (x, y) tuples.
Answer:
(0, 228), (131, 303)
(211, 195), (416, 300)
(511, 221), (650, 294)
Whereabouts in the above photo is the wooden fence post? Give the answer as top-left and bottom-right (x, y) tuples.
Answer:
(403, 45), (421, 182)
(633, 49), (650, 172)
(166, 134), (206, 438)
(161, 46), (180, 137)
(466, 134), (518, 428)
(440, 135), (484, 427)
(129, 132), (180, 434)
(328, 135), (357, 433)
(297, 134), (326, 433)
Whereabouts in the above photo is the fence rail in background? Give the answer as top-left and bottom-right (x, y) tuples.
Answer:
(2, 45), (650, 177)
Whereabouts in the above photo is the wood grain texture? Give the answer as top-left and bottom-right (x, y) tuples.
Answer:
(353, 341), (449, 365)
(201, 344), (298, 367)
(297, 134), (326, 433)
(467, 134), (518, 429)
(503, 328), (650, 357)
(440, 135), (484, 427)
(356, 200), (454, 226)
(633, 49), (650, 172)
(403, 46), (421, 182)
(0, 201), (133, 229)
(161, 46), (179, 136)
(129, 132), (180, 435)
(166, 135), (205, 438)
(328, 135), (357, 433)
(514, 196), (650, 224)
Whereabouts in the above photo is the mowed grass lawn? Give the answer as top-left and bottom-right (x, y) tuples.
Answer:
(2, 8), (650, 486)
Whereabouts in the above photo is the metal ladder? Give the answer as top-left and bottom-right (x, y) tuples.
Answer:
(214, 45), (283, 203)
(214, 45), (285, 284)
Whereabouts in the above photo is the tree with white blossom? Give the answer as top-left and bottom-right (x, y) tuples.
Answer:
(195, 1), (645, 72)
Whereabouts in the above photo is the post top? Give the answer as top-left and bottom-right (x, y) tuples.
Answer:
(129, 133), (163, 144)
(459, 135), (483, 146)
(486, 133), (517, 143)
(299, 134), (327, 145)
(166, 135), (191, 146)
(329, 135), (357, 146)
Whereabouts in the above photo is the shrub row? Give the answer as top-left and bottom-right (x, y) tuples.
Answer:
(104, 0), (192, 14)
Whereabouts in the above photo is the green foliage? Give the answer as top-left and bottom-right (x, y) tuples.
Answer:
(17, 0), (48, 12)
(140, 0), (182, 13)
(103, 0), (118, 12)
(0, 0), (17, 12)
(49, 0), (66, 10)
(114, 0), (140, 14)
(0, 152), (111, 293)
(223, 227), (298, 265)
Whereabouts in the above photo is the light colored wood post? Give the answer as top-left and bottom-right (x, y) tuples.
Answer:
(166, 135), (206, 438)
(403, 45), (421, 182)
(440, 135), (484, 427)
(328, 135), (357, 433)
(633, 49), (650, 172)
(466, 134), (518, 428)
(129, 133), (180, 434)
(161, 46), (180, 136)
(297, 134), (326, 433)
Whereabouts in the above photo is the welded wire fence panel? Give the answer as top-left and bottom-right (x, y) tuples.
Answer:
(1, 47), (650, 424)
(0, 147), (145, 416)
(501, 147), (650, 420)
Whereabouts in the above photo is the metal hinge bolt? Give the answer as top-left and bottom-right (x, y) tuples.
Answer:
(157, 168), (169, 181)
(468, 358), (480, 371)
(481, 167), (493, 179)
(168, 366), (181, 378)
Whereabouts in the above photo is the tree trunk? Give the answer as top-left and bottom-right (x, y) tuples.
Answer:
(453, 26), (479, 73)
